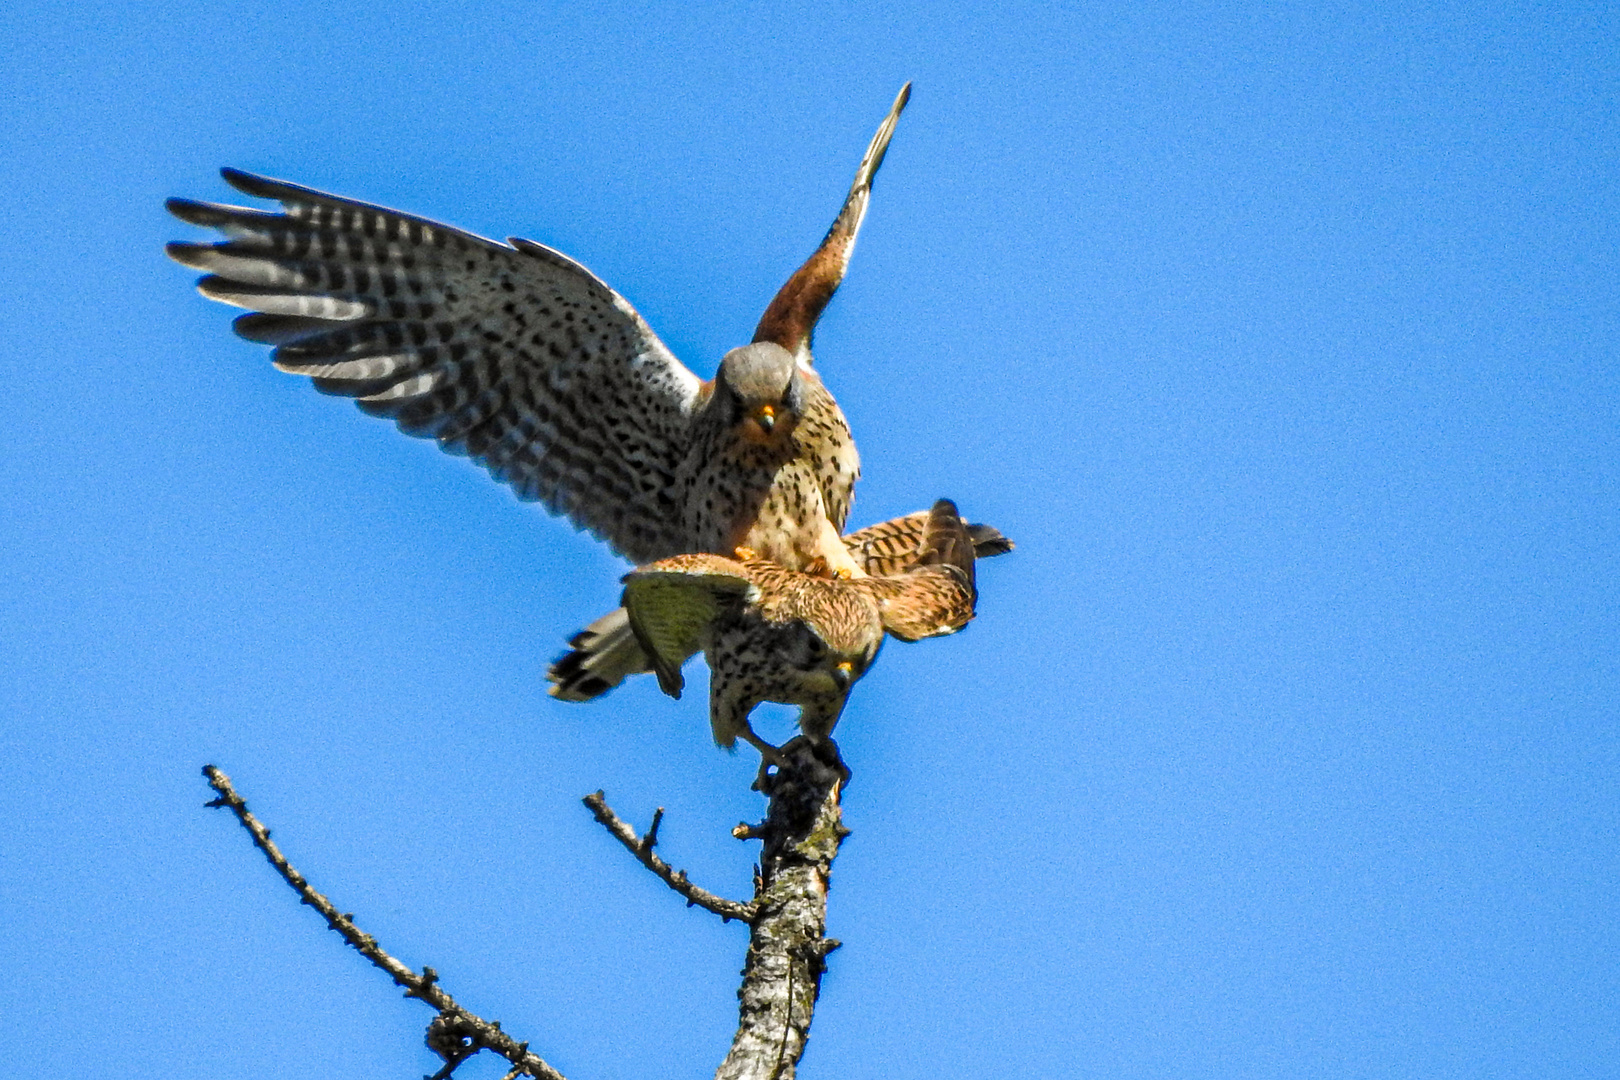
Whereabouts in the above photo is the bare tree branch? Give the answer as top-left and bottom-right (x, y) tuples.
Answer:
(206, 735), (851, 1080)
(583, 791), (758, 923)
(714, 738), (848, 1080)
(201, 765), (567, 1080)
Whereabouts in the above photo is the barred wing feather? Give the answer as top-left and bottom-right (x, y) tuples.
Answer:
(167, 168), (704, 564)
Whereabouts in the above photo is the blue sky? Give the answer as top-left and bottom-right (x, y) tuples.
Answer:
(2, 1), (1616, 1077)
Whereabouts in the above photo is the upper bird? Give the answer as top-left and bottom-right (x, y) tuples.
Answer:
(165, 85), (912, 575)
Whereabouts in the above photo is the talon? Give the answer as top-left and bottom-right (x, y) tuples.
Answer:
(833, 566), (854, 580)
(803, 556), (830, 577)
(739, 727), (791, 775)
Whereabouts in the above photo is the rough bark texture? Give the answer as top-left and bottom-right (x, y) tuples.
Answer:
(715, 738), (847, 1080)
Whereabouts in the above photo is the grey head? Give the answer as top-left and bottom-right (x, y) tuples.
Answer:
(716, 341), (806, 436)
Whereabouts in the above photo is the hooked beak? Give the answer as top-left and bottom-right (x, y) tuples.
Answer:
(831, 660), (855, 692)
(754, 403), (776, 434)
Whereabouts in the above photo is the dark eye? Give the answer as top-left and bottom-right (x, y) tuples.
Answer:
(807, 637), (827, 661)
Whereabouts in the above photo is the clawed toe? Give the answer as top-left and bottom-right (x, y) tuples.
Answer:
(740, 728), (791, 785)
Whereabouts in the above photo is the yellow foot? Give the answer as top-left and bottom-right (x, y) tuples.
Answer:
(733, 546), (758, 561)
(803, 556), (854, 580)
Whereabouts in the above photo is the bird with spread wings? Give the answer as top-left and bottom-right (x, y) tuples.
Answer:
(167, 87), (1014, 757)
(166, 85), (914, 578)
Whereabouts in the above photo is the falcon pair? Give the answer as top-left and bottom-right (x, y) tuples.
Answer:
(166, 84), (1010, 766)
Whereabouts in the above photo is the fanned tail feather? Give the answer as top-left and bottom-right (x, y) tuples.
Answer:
(547, 607), (650, 702)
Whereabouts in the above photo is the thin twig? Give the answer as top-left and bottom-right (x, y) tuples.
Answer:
(583, 791), (757, 923)
(641, 807), (664, 852)
(425, 1052), (473, 1080)
(202, 765), (567, 1080)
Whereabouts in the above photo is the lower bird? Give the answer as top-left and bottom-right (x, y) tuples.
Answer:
(567, 500), (994, 766)
(550, 508), (1012, 701)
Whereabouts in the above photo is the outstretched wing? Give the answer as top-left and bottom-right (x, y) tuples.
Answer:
(860, 500), (980, 642)
(167, 169), (704, 564)
(752, 83), (911, 362)
(842, 509), (1015, 577)
(621, 554), (758, 698)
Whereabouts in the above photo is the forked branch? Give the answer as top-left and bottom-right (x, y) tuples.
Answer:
(582, 739), (848, 1079)
(204, 736), (849, 1080)
(583, 792), (758, 922)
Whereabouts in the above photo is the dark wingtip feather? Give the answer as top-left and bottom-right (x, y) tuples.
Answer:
(919, 499), (978, 587)
(235, 312), (354, 345)
(861, 82), (912, 184)
(164, 196), (202, 222)
(220, 167), (280, 199)
(221, 167), (341, 206)
(166, 196), (282, 230)
(965, 523), (1015, 559)
(164, 240), (210, 267)
(166, 197), (228, 228)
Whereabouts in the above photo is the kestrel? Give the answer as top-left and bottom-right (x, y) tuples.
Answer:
(589, 499), (984, 762)
(164, 85), (912, 575)
(549, 508), (1013, 700)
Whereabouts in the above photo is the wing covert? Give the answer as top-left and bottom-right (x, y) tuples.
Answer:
(621, 556), (758, 697)
(167, 169), (705, 563)
(864, 566), (977, 642)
